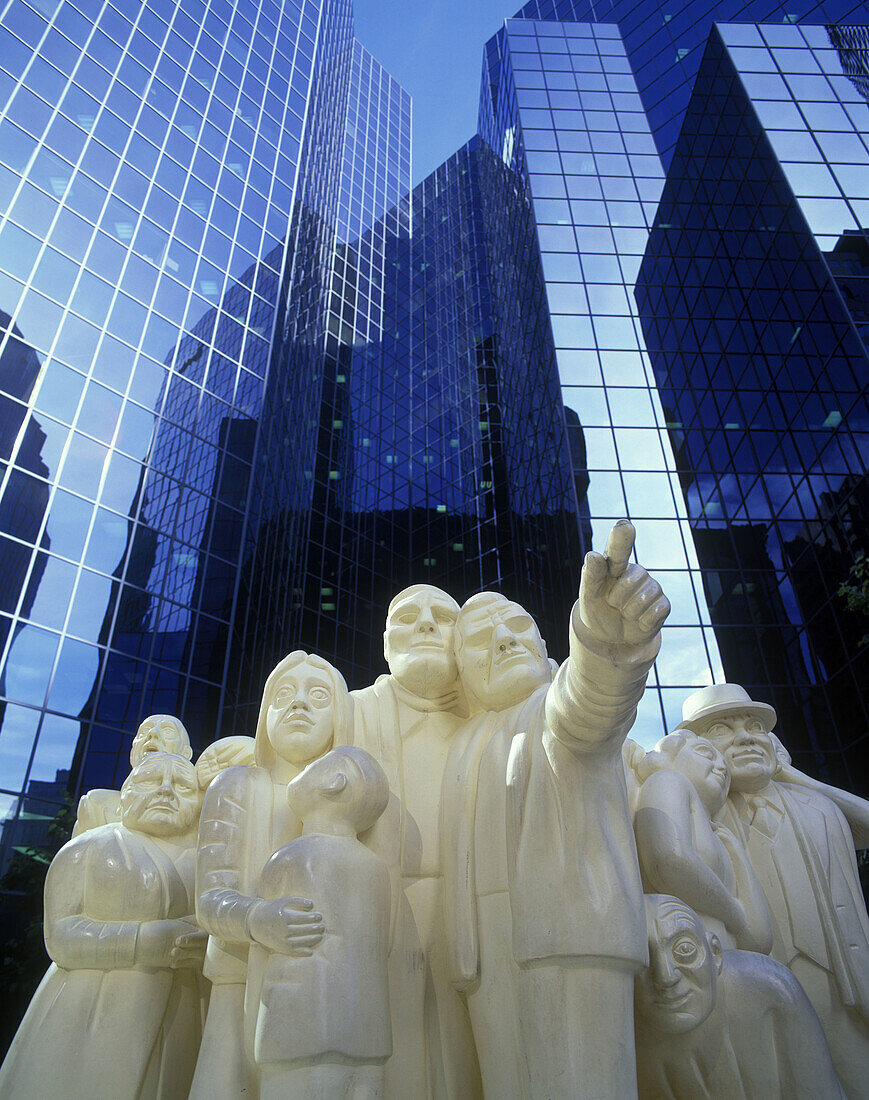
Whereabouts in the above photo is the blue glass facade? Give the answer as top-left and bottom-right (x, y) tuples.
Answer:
(511, 0), (867, 168)
(0, 0), (370, 862)
(0, 0), (868, 967)
(636, 22), (869, 791)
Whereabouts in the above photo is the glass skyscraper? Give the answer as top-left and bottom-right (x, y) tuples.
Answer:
(1, 0), (868, 1015)
(637, 21), (869, 791)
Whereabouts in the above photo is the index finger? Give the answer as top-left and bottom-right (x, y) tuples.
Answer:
(604, 520), (635, 579)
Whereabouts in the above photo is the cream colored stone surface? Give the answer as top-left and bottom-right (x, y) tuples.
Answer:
(683, 682), (869, 1098)
(72, 714), (193, 837)
(0, 753), (206, 1100)
(636, 894), (843, 1098)
(6, 522), (869, 1099)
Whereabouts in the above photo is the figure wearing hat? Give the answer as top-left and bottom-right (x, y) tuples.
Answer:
(682, 683), (869, 1099)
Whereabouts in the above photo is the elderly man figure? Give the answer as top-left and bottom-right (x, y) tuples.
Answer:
(73, 714), (193, 836)
(635, 895), (843, 1099)
(350, 584), (479, 1099)
(634, 729), (773, 952)
(684, 683), (869, 1099)
(440, 520), (669, 1100)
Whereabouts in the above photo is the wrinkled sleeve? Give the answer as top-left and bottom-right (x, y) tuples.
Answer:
(196, 767), (259, 944)
(44, 840), (139, 969)
(544, 602), (660, 751)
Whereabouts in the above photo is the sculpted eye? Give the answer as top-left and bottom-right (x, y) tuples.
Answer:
(672, 938), (699, 963)
(309, 687), (331, 704)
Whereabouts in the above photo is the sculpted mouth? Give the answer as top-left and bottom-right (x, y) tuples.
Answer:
(655, 990), (691, 1008)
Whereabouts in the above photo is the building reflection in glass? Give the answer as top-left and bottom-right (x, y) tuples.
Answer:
(637, 22), (869, 792)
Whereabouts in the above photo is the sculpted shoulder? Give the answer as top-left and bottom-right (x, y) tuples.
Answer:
(201, 763), (267, 815)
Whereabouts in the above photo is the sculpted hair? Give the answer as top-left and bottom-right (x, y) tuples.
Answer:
(254, 651), (351, 769)
(386, 584), (459, 621)
(635, 729), (695, 783)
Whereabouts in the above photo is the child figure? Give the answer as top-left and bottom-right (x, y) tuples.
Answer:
(250, 746), (392, 1100)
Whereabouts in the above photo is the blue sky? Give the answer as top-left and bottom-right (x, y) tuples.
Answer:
(354, 0), (521, 184)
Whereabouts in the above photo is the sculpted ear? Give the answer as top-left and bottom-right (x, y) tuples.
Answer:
(382, 630), (390, 664)
(708, 932), (723, 975)
(322, 772), (348, 797)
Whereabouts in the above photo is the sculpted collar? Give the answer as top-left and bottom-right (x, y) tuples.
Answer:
(391, 676), (463, 716)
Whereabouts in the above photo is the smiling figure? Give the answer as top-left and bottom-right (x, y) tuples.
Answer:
(635, 895), (843, 1099)
(683, 683), (869, 1096)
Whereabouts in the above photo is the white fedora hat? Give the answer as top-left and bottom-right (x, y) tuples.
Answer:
(679, 683), (777, 734)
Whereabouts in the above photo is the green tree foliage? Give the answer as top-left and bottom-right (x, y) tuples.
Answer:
(838, 555), (869, 648)
(0, 799), (74, 1056)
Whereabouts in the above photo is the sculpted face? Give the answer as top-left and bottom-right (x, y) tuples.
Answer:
(700, 713), (776, 794)
(456, 598), (550, 710)
(383, 586), (459, 698)
(130, 715), (192, 767)
(120, 754), (201, 837)
(670, 733), (730, 813)
(266, 660), (335, 766)
(636, 897), (720, 1035)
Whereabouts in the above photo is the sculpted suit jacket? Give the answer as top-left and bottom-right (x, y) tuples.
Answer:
(441, 610), (656, 988)
(725, 779), (869, 1019)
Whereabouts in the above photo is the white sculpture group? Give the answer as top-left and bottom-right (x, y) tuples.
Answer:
(2, 520), (868, 1099)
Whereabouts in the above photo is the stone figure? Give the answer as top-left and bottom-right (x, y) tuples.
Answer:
(635, 894), (844, 1099)
(683, 683), (869, 1098)
(72, 713), (193, 836)
(350, 583), (479, 1098)
(249, 746), (391, 1100)
(0, 753), (207, 1100)
(634, 729), (773, 952)
(193, 651), (348, 1099)
(187, 733), (257, 1098)
(439, 519), (669, 1099)
(195, 734), (256, 789)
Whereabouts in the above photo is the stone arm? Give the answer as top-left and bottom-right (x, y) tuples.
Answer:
(196, 767), (325, 957)
(714, 823), (774, 954)
(196, 766), (262, 945)
(545, 521), (668, 751)
(777, 766), (869, 850)
(634, 771), (749, 940)
(44, 839), (202, 970)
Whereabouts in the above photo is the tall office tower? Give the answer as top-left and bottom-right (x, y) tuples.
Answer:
(511, 0), (867, 168)
(636, 22), (869, 791)
(226, 40), (414, 726)
(474, 16), (729, 740)
(0, 0), (410, 874)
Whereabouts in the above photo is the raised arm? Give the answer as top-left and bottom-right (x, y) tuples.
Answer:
(545, 520), (670, 750)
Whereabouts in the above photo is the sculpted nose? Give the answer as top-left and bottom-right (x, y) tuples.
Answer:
(493, 623), (516, 650)
(416, 609), (436, 633)
(650, 947), (679, 988)
(291, 686), (309, 709)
